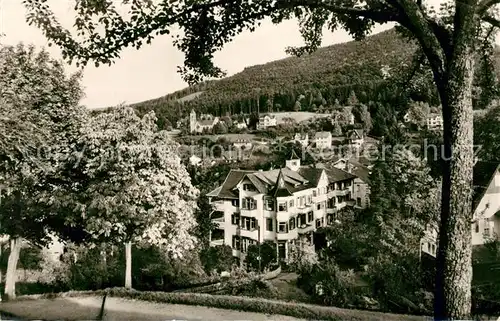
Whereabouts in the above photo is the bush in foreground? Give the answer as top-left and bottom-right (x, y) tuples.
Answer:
(24, 288), (426, 321)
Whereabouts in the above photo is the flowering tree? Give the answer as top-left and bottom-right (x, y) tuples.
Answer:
(0, 43), (84, 299)
(55, 107), (199, 288)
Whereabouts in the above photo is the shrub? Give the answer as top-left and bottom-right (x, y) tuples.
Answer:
(32, 288), (426, 321)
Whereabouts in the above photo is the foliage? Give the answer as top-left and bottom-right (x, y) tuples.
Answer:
(199, 245), (233, 274)
(287, 240), (318, 272)
(0, 43), (85, 247)
(407, 101), (431, 128)
(245, 241), (278, 272)
(193, 196), (216, 249)
(36, 287), (427, 321)
(474, 103), (500, 162)
(298, 258), (360, 308)
(353, 103), (373, 133)
(50, 107), (199, 257)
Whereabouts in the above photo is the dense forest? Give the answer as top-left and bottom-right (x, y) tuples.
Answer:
(118, 28), (500, 129)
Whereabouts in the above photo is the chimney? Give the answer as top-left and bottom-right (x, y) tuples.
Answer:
(345, 159), (350, 173)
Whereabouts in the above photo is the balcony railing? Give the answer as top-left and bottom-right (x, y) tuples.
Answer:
(210, 239), (224, 246)
(238, 227), (259, 240)
(297, 223), (315, 234)
(211, 217), (224, 228)
(277, 229), (298, 240)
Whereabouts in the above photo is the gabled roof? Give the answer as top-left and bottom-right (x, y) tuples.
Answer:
(289, 149), (300, 160)
(314, 131), (332, 139)
(323, 166), (357, 183)
(347, 129), (364, 140)
(473, 161), (500, 211)
(271, 169), (293, 197)
(353, 166), (370, 184)
(206, 169), (253, 198)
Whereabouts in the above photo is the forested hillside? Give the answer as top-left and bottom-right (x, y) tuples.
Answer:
(128, 28), (500, 128)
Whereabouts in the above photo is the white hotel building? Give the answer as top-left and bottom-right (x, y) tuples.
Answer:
(206, 151), (357, 261)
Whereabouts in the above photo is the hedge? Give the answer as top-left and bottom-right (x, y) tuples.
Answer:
(16, 288), (429, 321)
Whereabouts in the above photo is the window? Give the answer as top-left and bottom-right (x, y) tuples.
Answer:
(278, 202), (287, 212)
(289, 199), (294, 208)
(231, 213), (240, 225)
(308, 212), (313, 222)
(307, 195), (312, 204)
(316, 218), (322, 228)
(242, 198), (257, 210)
(292, 161), (297, 166)
(431, 244), (436, 255)
(313, 190), (317, 197)
(266, 218), (273, 231)
(241, 217), (257, 230)
(243, 183), (257, 191)
(232, 236), (240, 250)
(299, 214), (307, 226)
(265, 198), (274, 211)
(357, 197), (362, 207)
(231, 199), (239, 207)
(300, 196), (305, 207)
(484, 225), (490, 237)
(322, 201), (326, 209)
(317, 203), (321, 211)
(475, 222), (479, 233)
(278, 222), (288, 233)
(289, 218), (296, 230)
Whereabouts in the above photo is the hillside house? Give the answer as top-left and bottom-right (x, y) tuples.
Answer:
(346, 129), (365, 148)
(231, 138), (253, 150)
(331, 107), (355, 125)
(189, 155), (202, 166)
(427, 113), (443, 131)
(314, 132), (332, 150)
(206, 151), (357, 262)
(189, 110), (220, 133)
(472, 162), (500, 245)
(421, 162), (500, 258)
(257, 114), (277, 130)
(294, 133), (309, 147)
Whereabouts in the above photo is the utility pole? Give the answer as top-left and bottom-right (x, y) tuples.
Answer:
(257, 222), (261, 272)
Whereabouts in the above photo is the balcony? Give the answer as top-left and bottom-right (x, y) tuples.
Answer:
(240, 207), (258, 217)
(238, 227), (259, 240)
(277, 229), (298, 240)
(326, 207), (337, 214)
(211, 216), (225, 228)
(297, 223), (315, 234)
(338, 188), (351, 196)
(210, 239), (224, 246)
(296, 204), (313, 213)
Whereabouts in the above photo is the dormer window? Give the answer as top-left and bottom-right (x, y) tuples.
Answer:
(243, 183), (257, 192)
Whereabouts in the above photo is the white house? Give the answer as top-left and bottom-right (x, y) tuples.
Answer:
(294, 133), (309, 147)
(421, 162), (500, 257)
(314, 132), (332, 150)
(206, 151), (357, 261)
(471, 162), (500, 245)
(189, 155), (202, 166)
(426, 113), (443, 131)
(332, 158), (371, 209)
(346, 129), (364, 148)
(231, 138), (253, 150)
(257, 114), (277, 130)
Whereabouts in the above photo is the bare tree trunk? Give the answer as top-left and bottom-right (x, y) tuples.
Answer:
(4, 238), (21, 300)
(124, 241), (132, 289)
(434, 36), (476, 319)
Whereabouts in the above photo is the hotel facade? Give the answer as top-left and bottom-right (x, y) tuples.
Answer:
(207, 152), (357, 262)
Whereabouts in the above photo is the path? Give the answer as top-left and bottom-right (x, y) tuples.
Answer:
(0, 296), (306, 321)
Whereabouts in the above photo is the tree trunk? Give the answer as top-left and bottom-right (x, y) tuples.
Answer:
(4, 238), (21, 300)
(434, 37), (476, 319)
(124, 241), (132, 289)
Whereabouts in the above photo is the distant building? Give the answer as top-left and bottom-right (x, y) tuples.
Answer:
(346, 129), (365, 148)
(257, 114), (277, 129)
(403, 112), (412, 123)
(189, 110), (220, 133)
(231, 138), (253, 150)
(422, 161), (500, 257)
(294, 133), (309, 147)
(426, 114), (443, 131)
(331, 107), (355, 125)
(314, 132), (332, 149)
(189, 155), (202, 166)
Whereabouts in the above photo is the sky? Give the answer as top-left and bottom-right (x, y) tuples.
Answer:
(0, 0), (434, 109)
